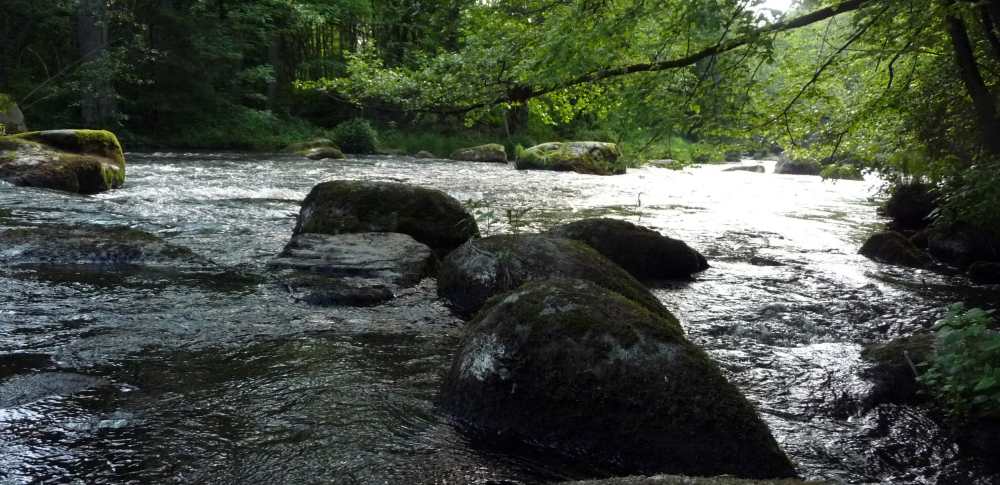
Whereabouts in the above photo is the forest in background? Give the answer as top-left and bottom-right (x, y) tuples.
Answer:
(2, 0), (1000, 230)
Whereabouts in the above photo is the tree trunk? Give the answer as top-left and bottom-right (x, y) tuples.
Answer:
(78, 0), (116, 127)
(944, 9), (1000, 154)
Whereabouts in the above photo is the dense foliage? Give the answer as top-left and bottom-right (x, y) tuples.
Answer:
(2, 0), (999, 231)
(920, 305), (1000, 418)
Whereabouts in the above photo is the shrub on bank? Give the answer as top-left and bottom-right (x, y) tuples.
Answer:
(920, 304), (1000, 418)
(333, 118), (378, 154)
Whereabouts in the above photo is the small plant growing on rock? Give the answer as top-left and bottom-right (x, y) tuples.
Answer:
(919, 304), (1000, 418)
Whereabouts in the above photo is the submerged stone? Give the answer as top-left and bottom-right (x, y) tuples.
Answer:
(268, 232), (434, 306)
(516, 141), (625, 175)
(450, 144), (507, 163)
(0, 224), (212, 268)
(548, 218), (708, 280)
(859, 231), (928, 268)
(437, 234), (670, 318)
(0, 129), (126, 194)
(293, 180), (479, 253)
(441, 279), (797, 479)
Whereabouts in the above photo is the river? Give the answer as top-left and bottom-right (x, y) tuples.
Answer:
(1, 152), (997, 484)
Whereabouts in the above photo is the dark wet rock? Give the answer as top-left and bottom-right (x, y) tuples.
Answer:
(0, 353), (54, 378)
(0, 224), (213, 268)
(304, 146), (345, 160)
(0, 98), (28, 134)
(925, 223), (1000, 268)
(881, 183), (936, 231)
(293, 180), (479, 252)
(548, 218), (708, 280)
(955, 417), (1000, 471)
(0, 129), (126, 194)
(437, 234), (670, 318)
(968, 261), (1000, 284)
(516, 141), (625, 176)
(559, 476), (820, 485)
(441, 279), (796, 479)
(859, 231), (929, 267)
(724, 165), (765, 173)
(774, 157), (820, 176)
(450, 144), (507, 163)
(724, 151), (742, 162)
(860, 333), (934, 409)
(414, 150), (436, 159)
(0, 372), (106, 408)
(269, 232), (433, 306)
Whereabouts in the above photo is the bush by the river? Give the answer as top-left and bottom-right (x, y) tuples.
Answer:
(333, 118), (378, 154)
(440, 278), (797, 479)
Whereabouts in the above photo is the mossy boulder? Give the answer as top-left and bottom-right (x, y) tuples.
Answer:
(548, 218), (708, 280)
(268, 232), (434, 306)
(819, 164), (863, 181)
(441, 279), (796, 479)
(0, 129), (126, 194)
(304, 146), (345, 160)
(293, 180), (479, 253)
(516, 141), (625, 175)
(968, 261), (1000, 284)
(0, 223), (211, 268)
(0, 96), (27, 134)
(413, 150), (436, 159)
(724, 165), (765, 173)
(859, 231), (929, 267)
(860, 333), (934, 409)
(450, 143), (507, 163)
(774, 157), (821, 176)
(437, 234), (671, 319)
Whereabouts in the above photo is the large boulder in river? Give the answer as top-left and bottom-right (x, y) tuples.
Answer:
(441, 278), (797, 479)
(437, 234), (669, 318)
(268, 232), (433, 306)
(450, 144), (507, 163)
(774, 157), (821, 176)
(859, 231), (928, 267)
(0, 96), (28, 134)
(304, 146), (345, 160)
(0, 129), (126, 194)
(548, 218), (708, 280)
(293, 180), (479, 253)
(285, 138), (337, 153)
(516, 141), (625, 175)
(0, 224), (211, 268)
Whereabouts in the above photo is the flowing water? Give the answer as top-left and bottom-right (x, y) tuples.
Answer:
(1, 153), (998, 484)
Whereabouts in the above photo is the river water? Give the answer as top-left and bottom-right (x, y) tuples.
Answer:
(1, 153), (997, 484)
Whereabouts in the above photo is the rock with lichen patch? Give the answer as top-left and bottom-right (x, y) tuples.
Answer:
(437, 233), (670, 318)
(516, 141), (625, 175)
(441, 278), (796, 479)
(0, 129), (126, 194)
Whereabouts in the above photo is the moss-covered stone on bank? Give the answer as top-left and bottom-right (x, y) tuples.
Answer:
(516, 141), (626, 175)
(0, 129), (126, 194)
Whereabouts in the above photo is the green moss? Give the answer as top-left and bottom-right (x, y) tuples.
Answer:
(516, 142), (626, 175)
(0, 94), (13, 112)
(820, 163), (864, 181)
